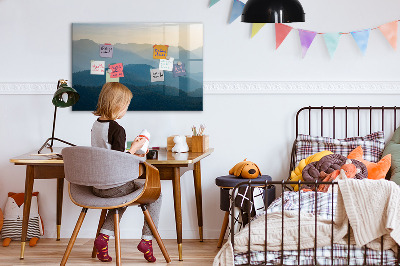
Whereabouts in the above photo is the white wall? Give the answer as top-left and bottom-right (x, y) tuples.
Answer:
(1, 0), (400, 240)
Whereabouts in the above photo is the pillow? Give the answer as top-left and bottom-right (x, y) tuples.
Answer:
(289, 150), (333, 191)
(295, 131), (385, 166)
(348, 146), (391, 180)
(382, 126), (400, 184)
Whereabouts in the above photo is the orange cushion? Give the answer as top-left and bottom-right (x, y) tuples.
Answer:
(347, 146), (391, 180)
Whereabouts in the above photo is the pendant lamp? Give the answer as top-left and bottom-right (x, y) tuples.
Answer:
(38, 79), (80, 154)
(242, 0), (305, 23)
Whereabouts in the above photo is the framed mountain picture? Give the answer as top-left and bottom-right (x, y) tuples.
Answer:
(72, 23), (203, 111)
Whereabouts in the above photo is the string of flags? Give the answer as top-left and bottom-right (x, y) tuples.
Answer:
(209, 0), (399, 58)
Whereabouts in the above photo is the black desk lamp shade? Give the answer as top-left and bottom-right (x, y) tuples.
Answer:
(241, 0), (305, 23)
(38, 80), (80, 154)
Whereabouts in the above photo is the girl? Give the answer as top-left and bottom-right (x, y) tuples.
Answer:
(91, 82), (161, 263)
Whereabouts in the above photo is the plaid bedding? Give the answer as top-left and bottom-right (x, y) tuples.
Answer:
(234, 191), (397, 265)
(294, 131), (385, 166)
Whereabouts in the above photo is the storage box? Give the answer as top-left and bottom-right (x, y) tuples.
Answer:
(167, 135), (192, 151)
(191, 135), (209, 153)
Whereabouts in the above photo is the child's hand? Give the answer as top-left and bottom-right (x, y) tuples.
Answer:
(129, 137), (147, 155)
(134, 148), (149, 157)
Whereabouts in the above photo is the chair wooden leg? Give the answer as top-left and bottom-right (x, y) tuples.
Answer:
(91, 209), (108, 258)
(217, 211), (230, 248)
(60, 208), (88, 266)
(114, 210), (121, 266)
(141, 205), (171, 263)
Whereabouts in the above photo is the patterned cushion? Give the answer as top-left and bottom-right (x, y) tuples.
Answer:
(295, 131), (385, 166)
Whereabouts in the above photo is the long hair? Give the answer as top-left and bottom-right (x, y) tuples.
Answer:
(93, 82), (133, 120)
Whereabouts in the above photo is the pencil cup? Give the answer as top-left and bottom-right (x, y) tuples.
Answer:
(191, 135), (209, 153)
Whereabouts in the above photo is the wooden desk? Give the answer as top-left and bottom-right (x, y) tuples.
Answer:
(10, 147), (213, 261)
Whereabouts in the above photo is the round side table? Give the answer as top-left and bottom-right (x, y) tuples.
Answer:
(215, 175), (275, 248)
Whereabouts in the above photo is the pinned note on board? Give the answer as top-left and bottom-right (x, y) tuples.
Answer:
(106, 71), (119, 82)
(109, 63), (124, 78)
(90, 60), (105, 75)
(99, 43), (113, 58)
(150, 69), (164, 82)
(153, 45), (169, 59)
(159, 57), (174, 71)
(173, 63), (186, 77)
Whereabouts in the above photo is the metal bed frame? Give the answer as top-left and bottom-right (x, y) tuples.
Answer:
(230, 106), (400, 266)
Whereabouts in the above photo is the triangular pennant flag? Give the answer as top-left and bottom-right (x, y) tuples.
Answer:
(209, 0), (220, 7)
(229, 0), (245, 24)
(378, 21), (398, 50)
(298, 29), (317, 58)
(275, 23), (293, 49)
(323, 33), (341, 58)
(251, 23), (266, 38)
(351, 29), (370, 55)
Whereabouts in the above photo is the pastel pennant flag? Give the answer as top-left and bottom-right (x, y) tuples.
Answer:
(298, 29), (317, 58)
(378, 21), (398, 50)
(251, 23), (266, 38)
(323, 33), (341, 58)
(209, 0), (220, 7)
(275, 23), (293, 49)
(229, 0), (245, 24)
(351, 29), (370, 55)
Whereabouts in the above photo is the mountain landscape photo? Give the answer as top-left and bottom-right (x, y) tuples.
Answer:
(72, 23), (203, 111)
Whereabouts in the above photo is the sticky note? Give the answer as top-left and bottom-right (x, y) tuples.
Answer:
(106, 71), (119, 82)
(99, 44), (113, 58)
(173, 63), (187, 77)
(159, 57), (174, 71)
(150, 69), (164, 82)
(153, 45), (169, 59)
(109, 63), (124, 78)
(90, 61), (105, 75)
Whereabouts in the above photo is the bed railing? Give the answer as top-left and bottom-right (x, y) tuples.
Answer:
(289, 106), (400, 185)
(230, 180), (400, 266)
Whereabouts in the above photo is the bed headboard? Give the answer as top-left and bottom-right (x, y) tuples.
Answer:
(290, 106), (400, 179)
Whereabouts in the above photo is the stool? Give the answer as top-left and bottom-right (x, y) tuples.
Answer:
(215, 175), (275, 248)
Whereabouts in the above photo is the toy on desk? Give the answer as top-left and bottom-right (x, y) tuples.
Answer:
(1, 192), (44, 247)
(135, 129), (150, 155)
(229, 159), (261, 179)
(172, 135), (189, 153)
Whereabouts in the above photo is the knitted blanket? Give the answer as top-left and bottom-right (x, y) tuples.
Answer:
(335, 178), (400, 251)
(213, 179), (400, 266)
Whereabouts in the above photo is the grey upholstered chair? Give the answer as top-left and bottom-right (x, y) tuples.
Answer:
(60, 146), (171, 265)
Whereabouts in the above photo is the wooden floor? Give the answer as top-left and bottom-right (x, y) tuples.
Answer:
(0, 239), (222, 265)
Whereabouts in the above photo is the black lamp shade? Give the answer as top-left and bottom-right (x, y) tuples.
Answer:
(242, 0), (305, 23)
(52, 84), (80, 108)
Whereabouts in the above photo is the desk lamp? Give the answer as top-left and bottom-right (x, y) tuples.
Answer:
(38, 79), (80, 154)
(241, 0), (305, 23)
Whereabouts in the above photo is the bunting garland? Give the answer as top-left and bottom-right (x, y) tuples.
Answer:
(209, 0), (220, 8)
(323, 33), (341, 58)
(208, 1), (399, 59)
(298, 30), (317, 58)
(229, 0), (245, 24)
(275, 23), (292, 49)
(251, 23), (266, 38)
(378, 21), (397, 50)
(351, 29), (370, 55)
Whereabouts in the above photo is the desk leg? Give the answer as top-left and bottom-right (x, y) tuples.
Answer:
(172, 167), (183, 261)
(193, 161), (203, 242)
(56, 178), (64, 241)
(20, 165), (35, 259)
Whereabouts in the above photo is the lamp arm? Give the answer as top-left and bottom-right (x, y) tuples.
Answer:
(50, 105), (58, 148)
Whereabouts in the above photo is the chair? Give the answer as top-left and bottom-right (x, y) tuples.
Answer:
(60, 146), (171, 265)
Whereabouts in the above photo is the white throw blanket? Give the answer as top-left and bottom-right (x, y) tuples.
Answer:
(214, 179), (400, 266)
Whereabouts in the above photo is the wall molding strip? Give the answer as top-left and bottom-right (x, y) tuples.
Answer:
(0, 81), (399, 95)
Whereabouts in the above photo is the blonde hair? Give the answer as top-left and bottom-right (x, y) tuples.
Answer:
(93, 82), (133, 120)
